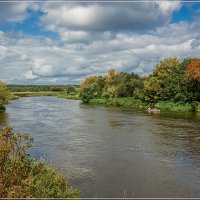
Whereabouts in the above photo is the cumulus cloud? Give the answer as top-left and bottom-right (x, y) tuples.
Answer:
(40, 2), (181, 42)
(23, 70), (38, 80)
(32, 58), (54, 77)
(19, 54), (29, 61)
(1, 1), (200, 84)
(0, 2), (38, 24)
(0, 45), (7, 60)
(1, 18), (200, 84)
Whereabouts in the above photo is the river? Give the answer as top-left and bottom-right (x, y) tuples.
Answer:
(0, 96), (200, 198)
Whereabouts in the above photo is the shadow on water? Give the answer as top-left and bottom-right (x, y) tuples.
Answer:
(1, 96), (200, 198)
(0, 112), (9, 127)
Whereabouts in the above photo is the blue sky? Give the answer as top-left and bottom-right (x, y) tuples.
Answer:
(1, 9), (58, 39)
(0, 1), (200, 84)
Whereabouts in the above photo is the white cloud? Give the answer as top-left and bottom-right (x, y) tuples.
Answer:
(23, 70), (38, 80)
(1, 1), (200, 84)
(19, 54), (29, 61)
(156, 1), (181, 16)
(0, 2), (38, 23)
(32, 58), (54, 77)
(0, 45), (7, 60)
(40, 2), (182, 42)
(1, 19), (200, 84)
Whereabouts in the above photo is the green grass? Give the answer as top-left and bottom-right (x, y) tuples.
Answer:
(12, 91), (59, 97)
(89, 98), (200, 112)
(12, 92), (81, 100)
(56, 93), (81, 100)
(156, 101), (200, 112)
(89, 97), (145, 109)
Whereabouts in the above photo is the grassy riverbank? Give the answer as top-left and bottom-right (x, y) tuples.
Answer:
(89, 98), (145, 109)
(11, 92), (200, 112)
(56, 93), (81, 100)
(89, 98), (200, 112)
(12, 92), (80, 100)
(12, 91), (60, 97)
(156, 101), (200, 112)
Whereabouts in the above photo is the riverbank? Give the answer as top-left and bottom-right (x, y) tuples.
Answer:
(89, 98), (200, 112)
(12, 91), (60, 97)
(56, 93), (81, 100)
(89, 97), (145, 109)
(11, 93), (200, 112)
(12, 92), (80, 100)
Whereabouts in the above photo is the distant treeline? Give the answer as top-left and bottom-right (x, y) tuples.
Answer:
(8, 85), (79, 95)
(80, 57), (200, 110)
(1, 57), (200, 111)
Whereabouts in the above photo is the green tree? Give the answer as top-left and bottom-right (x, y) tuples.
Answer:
(0, 81), (11, 110)
(80, 83), (99, 103)
(162, 58), (200, 103)
(144, 76), (160, 106)
(144, 58), (180, 105)
(65, 86), (77, 95)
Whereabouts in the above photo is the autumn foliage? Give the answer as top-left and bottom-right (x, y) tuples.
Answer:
(187, 59), (200, 82)
(80, 57), (200, 109)
(0, 127), (80, 198)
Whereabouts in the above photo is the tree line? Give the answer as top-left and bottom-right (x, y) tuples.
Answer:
(1, 57), (200, 111)
(8, 85), (79, 95)
(80, 57), (200, 110)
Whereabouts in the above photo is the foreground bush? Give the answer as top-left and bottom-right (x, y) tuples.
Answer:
(0, 127), (80, 198)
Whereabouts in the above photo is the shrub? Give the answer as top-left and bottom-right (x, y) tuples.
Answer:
(0, 81), (14, 110)
(0, 127), (80, 198)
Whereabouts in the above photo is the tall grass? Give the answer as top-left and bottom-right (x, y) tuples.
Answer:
(156, 101), (199, 112)
(89, 97), (145, 108)
(89, 98), (200, 112)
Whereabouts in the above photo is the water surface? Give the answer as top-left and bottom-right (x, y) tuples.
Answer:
(0, 97), (200, 198)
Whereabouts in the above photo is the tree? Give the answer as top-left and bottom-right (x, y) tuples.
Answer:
(187, 59), (200, 82)
(161, 58), (199, 103)
(80, 76), (100, 103)
(144, 58), (180, 105)
(65, 86), (77, 95)
(153, 57), (179, 78)
(144, 76), (160, 107)
(104, 69), (117, 85)
(186, 58), (200, 101)
(0, 81), (11, 110)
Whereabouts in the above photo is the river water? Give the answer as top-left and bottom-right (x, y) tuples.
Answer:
(0, 97), (200, 198)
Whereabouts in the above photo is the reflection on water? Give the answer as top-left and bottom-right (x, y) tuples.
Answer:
(1, 97), (200, 197)
(0, 112), (9, 127)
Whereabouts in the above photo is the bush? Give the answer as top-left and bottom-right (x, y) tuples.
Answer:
(0, 127), (80, 198)
(0, 81), (14, 110)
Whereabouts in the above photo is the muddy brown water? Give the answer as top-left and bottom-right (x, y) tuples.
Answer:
(0, 96), (200, 198)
